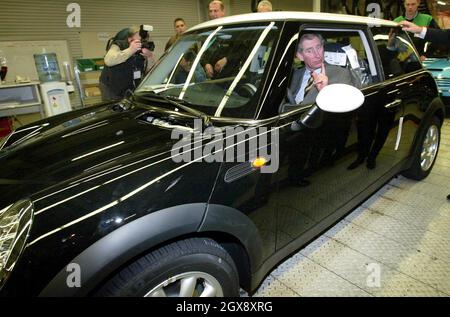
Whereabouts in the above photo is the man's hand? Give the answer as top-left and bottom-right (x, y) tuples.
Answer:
(312, 63), (328, 91)
(214, 57), (227, 73)
(205, 63), (214, 78)
(129, 39), (142, 54)
(399, 20), (423, 34)
(140, 48), (154, 60)
(387, 28), (397, 48)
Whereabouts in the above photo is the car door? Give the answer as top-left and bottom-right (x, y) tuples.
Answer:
(205, 22), (284, 262)
(369, 26), (434, 161)
(259, 24), (404, 251)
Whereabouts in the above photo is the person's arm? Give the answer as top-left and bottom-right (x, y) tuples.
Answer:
(165, 35), (176, 52)
(401, 20), (450, 47)
(165, 40), (171, 52)
(428, 18), (440, 30)
(141, 48), (156, 73)
(424, 28), (450, 45)
(104, 40), (141, 67)
(104, 44), (134, 67)
(399, 20), (424, 36)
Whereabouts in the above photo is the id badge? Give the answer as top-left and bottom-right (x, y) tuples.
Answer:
(133, 70), (142, 80)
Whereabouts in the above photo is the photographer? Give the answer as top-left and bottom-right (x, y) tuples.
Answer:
(99, 25), (155, 101)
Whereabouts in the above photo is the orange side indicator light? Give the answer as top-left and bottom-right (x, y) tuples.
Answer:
(252, 157), (267, 169)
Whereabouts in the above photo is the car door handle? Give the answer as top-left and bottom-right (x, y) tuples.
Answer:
(385, 99), (402, 109)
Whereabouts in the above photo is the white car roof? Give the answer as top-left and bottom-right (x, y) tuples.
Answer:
(189, 11), (398, 31)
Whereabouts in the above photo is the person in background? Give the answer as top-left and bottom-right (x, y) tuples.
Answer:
(174, 50), (207, 84)
(165, 18), (187, 52)
(208, 0), (226, 20)
(400, 20), (449, 45)
(257, 0), (273, 12)
(393, 0), (440, 60)
(204, 0), (227, 79)
(99, 26), (155, 101)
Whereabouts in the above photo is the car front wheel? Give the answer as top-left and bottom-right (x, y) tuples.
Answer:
(403, 116), (441, 180)
(95, 237), (240, 297)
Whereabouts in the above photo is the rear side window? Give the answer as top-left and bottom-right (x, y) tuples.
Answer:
(371, 27), (422, 80)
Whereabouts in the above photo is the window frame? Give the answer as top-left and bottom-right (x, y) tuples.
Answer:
(366, 26), (423, 82)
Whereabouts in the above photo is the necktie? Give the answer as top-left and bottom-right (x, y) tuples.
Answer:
(303, 71), (315, 96)
(295, 71), (314, 104)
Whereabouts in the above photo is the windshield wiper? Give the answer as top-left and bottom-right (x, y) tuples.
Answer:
(134, 91), (211, 126)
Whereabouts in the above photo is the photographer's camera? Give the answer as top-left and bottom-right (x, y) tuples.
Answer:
(140, 24), (155, 52)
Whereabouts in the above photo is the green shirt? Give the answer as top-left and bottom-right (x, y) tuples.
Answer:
(394, 13), (433, 27)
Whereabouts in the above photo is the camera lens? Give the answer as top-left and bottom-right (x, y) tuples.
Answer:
(141, 40), (155, 51)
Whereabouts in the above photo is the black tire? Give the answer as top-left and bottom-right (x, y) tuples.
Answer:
(95, 237), (239, 297)
(402, 116), (441, 180)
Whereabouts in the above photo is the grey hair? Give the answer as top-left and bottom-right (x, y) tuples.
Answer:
(257, 0), (273, 11)
(297, 33), (325, 53)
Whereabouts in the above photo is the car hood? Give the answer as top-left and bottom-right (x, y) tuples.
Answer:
(0, 103), (193, 208)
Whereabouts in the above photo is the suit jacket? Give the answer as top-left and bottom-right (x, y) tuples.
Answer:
(288, 63), (357, 105)
(425, 29), (450, 48)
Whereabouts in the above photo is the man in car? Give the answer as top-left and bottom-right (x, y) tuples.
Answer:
(204, 0), (229, 79)
(287, 33), (359, 186)
(174, 50), (207, 84)
(289, 33), (358, 106)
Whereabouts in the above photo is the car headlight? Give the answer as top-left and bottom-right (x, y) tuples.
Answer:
(0, 200), (33, 288)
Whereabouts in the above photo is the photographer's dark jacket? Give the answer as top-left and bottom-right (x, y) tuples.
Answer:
(100, 40), (147, 100)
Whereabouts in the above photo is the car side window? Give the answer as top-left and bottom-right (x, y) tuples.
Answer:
(321, 32), (374, 87)
(371, 27), (422, 80)
(281, 28), (376, 113)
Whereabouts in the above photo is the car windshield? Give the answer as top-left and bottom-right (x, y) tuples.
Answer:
(136, 22), (281, 119)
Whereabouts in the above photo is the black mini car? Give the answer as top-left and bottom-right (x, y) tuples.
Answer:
(0, 12), (445, 297)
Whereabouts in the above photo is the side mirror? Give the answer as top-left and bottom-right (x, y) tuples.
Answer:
(291, 84), (364, 131)
(291, 105), (324, 130)
(316, 83), (365, 113)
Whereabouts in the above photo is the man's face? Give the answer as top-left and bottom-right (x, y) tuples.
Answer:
(209, 2), (225, 20)
(180, 57), (192, 72)
(404, 0), (419, 17)
(175, 20), (186, 35)
(257, 4), (271, 12)
(296, 37), (324, 71)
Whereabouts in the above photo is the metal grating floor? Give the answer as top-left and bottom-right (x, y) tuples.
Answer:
(254, 118), (450, 297)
